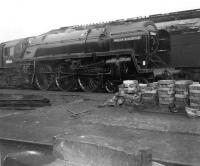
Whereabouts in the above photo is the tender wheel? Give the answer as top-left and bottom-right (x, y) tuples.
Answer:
(104, 80), (118, 93)
(35, 64), (54, 90)
(78, 76), (101, 92)
(55, 64), (77, 91)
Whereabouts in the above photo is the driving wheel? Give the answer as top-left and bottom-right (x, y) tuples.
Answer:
(35, 64), (54, 90)
(55, 64), (77, 91)
(78, 76), (101, 92)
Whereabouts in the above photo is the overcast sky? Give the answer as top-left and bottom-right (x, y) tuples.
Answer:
(0, 0), (199, 42)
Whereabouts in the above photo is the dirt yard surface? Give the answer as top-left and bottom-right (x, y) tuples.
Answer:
(0, 89), (199, 165)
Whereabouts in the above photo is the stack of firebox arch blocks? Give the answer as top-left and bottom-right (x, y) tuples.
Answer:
(115, 79), (200, 116)
(174, 80), (193, 110)
(158, 80), (175, 106)
(187, 83), (200, 117)
(139, 82), (158, 107)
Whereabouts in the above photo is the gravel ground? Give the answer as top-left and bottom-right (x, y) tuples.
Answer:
(0, 89), (199, 165)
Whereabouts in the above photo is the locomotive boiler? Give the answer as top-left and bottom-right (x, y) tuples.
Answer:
(0, 20), (159, 92)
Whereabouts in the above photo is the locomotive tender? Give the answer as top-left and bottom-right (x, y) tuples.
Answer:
(155, 18), (200, 81)
(0, 20), (158, 92)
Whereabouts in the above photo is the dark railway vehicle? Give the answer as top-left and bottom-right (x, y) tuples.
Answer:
(154, 20), (200, 81)
(0, 20), (159, 92)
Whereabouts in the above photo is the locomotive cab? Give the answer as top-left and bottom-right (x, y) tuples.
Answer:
(0, 38), (29, 87)
(0, 39), (28, 67)
(1, 41), (17, 67)
(104, 21), (158, 85)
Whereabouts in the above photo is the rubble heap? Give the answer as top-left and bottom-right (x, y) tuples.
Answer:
(106, 80), (159, 107)
(120, 80), (139, 94)
(118, 80), (141, 106)
(106, 80), (141, 106)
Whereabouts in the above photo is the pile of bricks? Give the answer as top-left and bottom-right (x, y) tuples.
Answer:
(174, 80), (193, 110)
(158, 80), (175, 106)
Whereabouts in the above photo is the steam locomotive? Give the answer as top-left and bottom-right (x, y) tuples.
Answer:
(0, 20), (159, 92)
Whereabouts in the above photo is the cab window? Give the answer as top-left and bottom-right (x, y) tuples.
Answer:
(3, 47), (14, 57)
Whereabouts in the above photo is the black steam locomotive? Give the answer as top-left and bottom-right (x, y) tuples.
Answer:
(1, 17), (200, 93)
(0, 20), (159, 92)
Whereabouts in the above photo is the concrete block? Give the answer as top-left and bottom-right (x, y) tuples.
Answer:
(53, 134), (152, 166)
